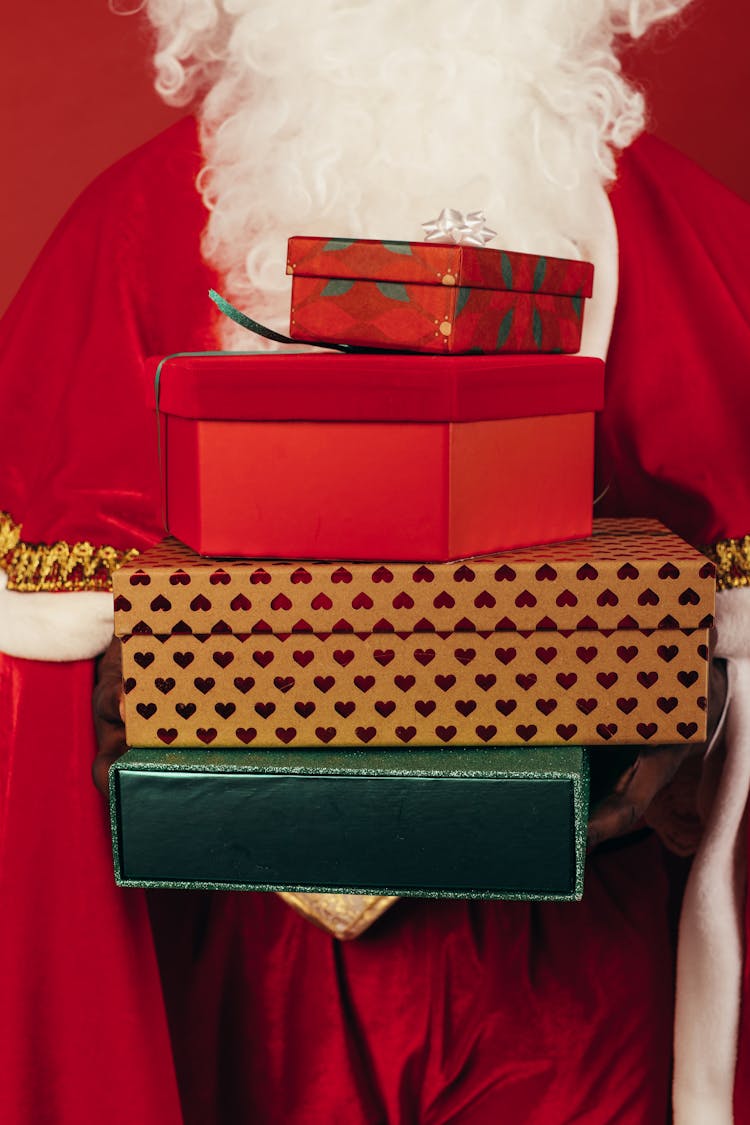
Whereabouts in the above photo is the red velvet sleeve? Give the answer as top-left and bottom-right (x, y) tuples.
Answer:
(0, 116), (216, 556)
(600, 135), (750, 546)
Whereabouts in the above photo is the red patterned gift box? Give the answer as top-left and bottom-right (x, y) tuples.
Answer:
(114, 519), (715, 750)
(287, 236), (593, 354)
(154, 351), (603, 561)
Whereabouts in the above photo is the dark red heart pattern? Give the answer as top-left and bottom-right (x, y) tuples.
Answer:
(331, 566), (352, 583)
(210, 569), (231, 586)
(455, 700), (476, 717)
(435, 724), (457, 742)
(596, 671), (618, 689)
(273, 676), (295, 694)
(556, 724), (577, 741)
(197, 728), (217, 744)
(556, 672), (577, 689)
(393, 591), (415, 609)
(475, 673), (496, 691)
(536, 699), (557, 716)
(123, 677), (136, 694)
(233, 676), (255, 694)
(114, 595), (132, 612)
(494, 565), (516, 581)
(395, 726), (416, 743)
(372, 566), (393, 583)
(271, 593), (292, 611)
(435, 674), (456, 691)
(291, 567), (312, 584)
(169, 570), (190, 586)
(454, 565), (476, 583)
(157, 728), (178, 744)
(275, 727), (296, 744)
(123, 625), (708, 749)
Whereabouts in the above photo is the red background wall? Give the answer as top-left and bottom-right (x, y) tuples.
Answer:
(1, 0), (748, 316)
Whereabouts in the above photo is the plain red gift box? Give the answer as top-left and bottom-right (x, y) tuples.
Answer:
(153, 351), (604, 561)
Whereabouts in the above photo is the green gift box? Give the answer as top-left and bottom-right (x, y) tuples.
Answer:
(111, 745), (589, 901)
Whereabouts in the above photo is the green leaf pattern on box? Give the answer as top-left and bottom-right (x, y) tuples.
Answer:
(533, 257), (548, 292)
(497, 308), (514, 346)
(382, 241), (413, 255)
(321, 279), (355, 297)
(376, 281), (410, 302)
(456, 286), (472, 316)
(533, 308), (543, 347)
(323, 239), (356, 252)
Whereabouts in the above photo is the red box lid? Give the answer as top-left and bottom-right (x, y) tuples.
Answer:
(287, 237), (594, 298)
(153, 352), (604, 423)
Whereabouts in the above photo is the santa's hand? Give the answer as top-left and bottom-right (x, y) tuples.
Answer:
(92, 635), (127, 795)
(587, 744), (694, 850)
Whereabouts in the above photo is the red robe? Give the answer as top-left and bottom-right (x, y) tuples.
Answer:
(1, 117), (749, 1125)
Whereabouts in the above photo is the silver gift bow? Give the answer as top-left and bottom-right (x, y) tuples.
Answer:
(421, 208), (497, 248)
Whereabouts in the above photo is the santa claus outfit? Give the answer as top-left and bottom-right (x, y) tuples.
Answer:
(1, 2), (750, 1123)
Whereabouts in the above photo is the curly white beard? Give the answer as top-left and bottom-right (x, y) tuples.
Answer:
(145, 0), (692, 348)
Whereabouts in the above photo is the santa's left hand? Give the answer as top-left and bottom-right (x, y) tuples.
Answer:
(587, 744), (696, 850)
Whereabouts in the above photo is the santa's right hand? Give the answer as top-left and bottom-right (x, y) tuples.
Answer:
(92, 635), (127, 795)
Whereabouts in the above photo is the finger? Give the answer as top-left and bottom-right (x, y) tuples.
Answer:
(588, 745), (688, 849)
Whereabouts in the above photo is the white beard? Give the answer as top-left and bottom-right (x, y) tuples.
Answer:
(146, 0), (691, 348)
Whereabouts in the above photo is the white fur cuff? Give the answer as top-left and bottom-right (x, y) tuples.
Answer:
(0, 569), (114, 662)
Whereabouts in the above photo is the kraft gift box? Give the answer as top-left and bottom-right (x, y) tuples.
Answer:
(113, 519), (714, 750)
(154, 350), (603, 561)
(110, 745), (590, 902)
(286, 237), (593, 354)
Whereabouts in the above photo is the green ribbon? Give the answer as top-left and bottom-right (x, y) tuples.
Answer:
(209, 289), (353, 352)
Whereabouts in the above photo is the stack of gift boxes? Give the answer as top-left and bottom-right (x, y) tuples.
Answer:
(110, 235), (715, 936)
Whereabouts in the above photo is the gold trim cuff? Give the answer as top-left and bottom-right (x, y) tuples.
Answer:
(704, 536), (750, 592)
(0, 511), (139, 592)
